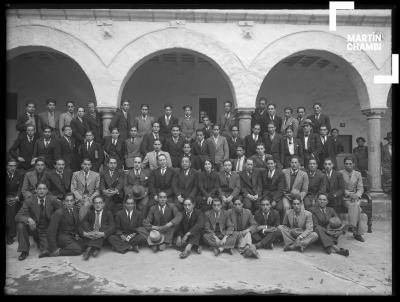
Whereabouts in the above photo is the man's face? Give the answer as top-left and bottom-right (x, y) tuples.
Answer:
(260, 200), (271, 213)
(320, 127), (328, 136)
(55, 160), (65, 173)
(133, 157), (142, 170)
(286, 128), (294, 138)
(324, 160), (333, 171)
(233, 199), (243, 212)
(203, 117), (210, 126)
(141, 106), (149, 116)
(293, 200), (301, 213)
(77, 108), (85, 118)
(224, 103), (231, 113)
(184, 108), (191, 116)
(318, 195), (328, 208)
(153, 141), (161, 151)
(64, 127), (72, 137)
(212, 126), (220, 136)
(267, 124), (276, 134)
(67, 102), (75, 113)
(111, 130), (119, 140)
(344, 160), (354, 171)
(252, 125), (261, 135)
(231, 127), (239, 138)
(88, 103), (96, 114)
(158, 156), (167, 168)
(196, 131), (204, 141)
(267, 105), (275, 115)
(165, 106), (172, 116)
(7, 161), (17, 174)
(47, 102), (56, 112)
(36, 184), (48, 198)
(284, 109), (291, 118)
(158, 193), (167, 207)
(297, 108), (305, 118)
(172, 127), (180, 138)
(183, 200), (194, 213)
(122, 102), (130, 112)
(108, 159), (117, 171)
(181, 157), (190, 170)
(303, 124), (311, 134)
(26, 104), (35, 114)
(93, 198), (105, 211)
(212, 200), (222, 212)
(43, 129), (52, 139)
(82, 160), (92, 172)
(259, 100), (266, 110)
(129, 127), (138, 138)
(245, 160), (253, 172)
(85, 133), (94, 142)
(256, 145), (265, 155)
(152, 123), (160, 134)
(308, 160), (317, 172)
(357, 140), (365, 147)
(313, 104), (322, 114)
(266, 160), (275, 171)
(223, 161), (232, 173)
(331, 130), (339, 138)
(236, 147), (244, 158)
(290, 158), (300, 170)
(183, 144), (191, 154)
(35, 161), (45, 173)
(124, 199), (135, 212)
(64, 195), (75, 210)
(26, 127), (35, 137)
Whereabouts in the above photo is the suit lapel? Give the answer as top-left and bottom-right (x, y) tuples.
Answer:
(33, 199), (40, 221)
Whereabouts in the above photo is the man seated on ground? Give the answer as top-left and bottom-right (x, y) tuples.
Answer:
(140, 191), (182, 252)
(218, 159), (241, 210)
(339, 156), (366, 242)
(261, 158), (285, 211)
(228, 198), (259, 258)
(310, 193), (349, 256)
(100, 157), (125, 215)
(80, 196), (115, 261)
(303, 158), (327, 210)
(15, 182), (61, 261)
(175, 156), (198, 211)
(203, 198), (237, 256)
(252, 198), (282, 250)
(46, 193), (83, 257)
(239, 158), (262, 213)
(175, 199), (204, 259)
(278, 197), (318, 253)
(108, 196), (147, 254)
(43, 158), (72, 202)
(142, 139), (172, 170)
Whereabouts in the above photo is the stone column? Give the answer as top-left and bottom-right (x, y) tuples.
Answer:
(237, 109), (254, 139)
(361, 108), (386, 193)
(98, 107), (117, 137)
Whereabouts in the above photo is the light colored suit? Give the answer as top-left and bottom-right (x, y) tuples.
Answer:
(59, 112), (75, 136)
(281, 116), (299, 137)
(38, 111), (61, 138)
(282, 168), (309, 200)
(134, 115), (155, 138)
(124, 137), (143, 168)
(142, 150), (172, 170)
(207, 135), (229, 168)
(21, 170), (46, 200)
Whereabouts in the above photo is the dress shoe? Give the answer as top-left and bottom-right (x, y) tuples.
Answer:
(131, 245), (140, 253)
(213, 247), (220, 256)
(325, 247), (333, 255)
(179, 251), (190, 259)
(50, 248), (61, 257)
(91, 248), (100, 257)
(299, 245), (305, 253)
(83, 247), (92, 260)
(283, 245), (292, 252)
(18, 251), (29, 261)
(38, 251), (50, 258)
(338, 248), (350, 257)
(353, 234), (365, 242)
(269, 243), (274, 250)
(226, 248), (233, 255)
(151, 245), (158, 253)
(196, 246), (202, 254)
(159, 243), (167, 251)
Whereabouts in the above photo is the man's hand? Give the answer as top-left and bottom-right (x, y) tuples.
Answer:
(27, 217), (36, 231)
(17, 157), (25, 162)
(176, 235), (182, 248)
(30, 158), (37, 165)
(154, 195), (159, 201)
(221, 236), (227, 245)
(253, 194), (259, 200)
(226, 196), (233, 202)
(152, 225), (160, 231)
(74, 234), (80, 241)
(120, 234), (127, 241)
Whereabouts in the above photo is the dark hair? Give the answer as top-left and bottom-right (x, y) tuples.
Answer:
(171, 124), (181, 131)
(87, 101), (96, 106)
(133, 156), (142, 162)
(66, 101), (75, 107)
(77, 106), (85, 112)
(317, 193), (328, 199)
(93, 196), (104, 203)
(35, 157), (46, 165)
(236, 144), (244, 150)
(7, 158), (18, 165)
(212, 124), (220, 130)
(356, 137), (366, 143)
(164, 104), (172, 109)
(308, 158), (318, 164)
(297, 106), (306, 113)
(120, 100), (130, 106)
(266, 157), (276, 163)
(343, 156), (354, 163)
(141, 104), (149, 109)
(230, 125), (239, 131)
(35, 182), (47, 189)
(290, 155), (300, 162)
(212, 198), (222, 204)
(64, 192), (75, 200)
(81, 158), (92, 164)
(54, 158), (65, 164)
(313, 102), (322, 108)
(42, 126), (52, 132)
(258, 97), (267, 103)
(331, 128), (339, 133)
(62, 125), (72, 132)
(157, 153), (167, 161)
(284, 107), (293, 113)
(224, 101), (232, 107)
(110, 127), (119, 133)
(223, 159), (232, 165)
(285, 126), (294, 133)
(46, 98), (56, 105)
(108, 157), (118, 164)
(252, 123), (261, 129)
(85, 130), (94, 136)
(151, 121), (160, 127)
(267, 103), (276, 109)
(26, 125), (35, 131)
(25, 100), (36, 107)
(324, 158), (335, 166)
(256, 142), (265, 148)
(196, 128), (205, 135)
(153, 139), (162, 145)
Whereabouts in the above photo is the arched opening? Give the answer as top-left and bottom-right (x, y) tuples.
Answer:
(7, 47), (96, 148)
(120, 49), (235, 124)
(256, 49), (369, 156)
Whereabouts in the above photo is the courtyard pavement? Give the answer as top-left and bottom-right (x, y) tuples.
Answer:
(5, 218), (392, 295)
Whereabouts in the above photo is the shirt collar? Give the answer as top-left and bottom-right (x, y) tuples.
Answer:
(37, 197), (46, 205)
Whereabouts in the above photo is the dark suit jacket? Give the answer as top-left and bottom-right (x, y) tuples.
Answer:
(310, 205), (337, 229)
(9, 134), (38, 170)
(251, 108), (269, 135)
(37, 111), (61, 135)
(281, 137), (304, 167)
(16, 113), (40, 135)
(47, 207), (80, 251)
(318, 136), (336, 168)
(141, 132), (164, 156)
(239, 169), (262, 197)
(192, 140), (212, 170)
(204, 209), (233, 236)
(201, 126), (212, 139)
(261, 169), (285, 201)
(84, 112), (103, 143)
(43, 168), (73, 200)
(103, 136), (125, 167)
(80, 208), (115, 238)
(109, 109), (132, 140)
(148, 167), (176, 198)
(324, 170), (344, 199)
(124, 169), (151, 195)
(164, 136), (185, 168)
(263, 133), (283, 165)
(250, 154), (271, 170)
(70, 117), (89, 145)
(198, 170), (220, 198)
(158, 115), (179, 137)
(227, 137), (244, 159)
(306, 170), (327, 196)
(32, 138), (60, 168)
(6, 170), (25, 198)
(144, 203), (182, 228)
(15, 194), (61, 224)
(332, 138), (344, 155)
(307, 114), (331, 133)
(174, 168), (198, 200)
(100, 168), (125, 202)
(218, 171), (241, 198)
(254, 209), (280, 228)
(265, 115), (282, 134)
(227, 208), (257, 232)
(78, 141), (104, 172)
(177, 209), (204, 236)
(57, 136), (78, 170)
(244, 134), (263, 158)
(114, 209), (143, 235)
(299, 133), (322, 165)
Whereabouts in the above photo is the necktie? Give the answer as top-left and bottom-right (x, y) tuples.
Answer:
(40, 199), (45, 220)
(112, 139), (116, 146)
(128, 211), (132, 222)
(237, 212), (243, 231)
(9, 173), (13, 180)
(225, 173), (230, 184)
(155, 133), (159, 140)
(84, 172), (89, 193)
(44, 140), (49, 148)
(87, 142), (90, 151)
(186, 212), (191, 221)
(268, 170), (272, 179)
(161, 169), (165, 176)
(293, 215), (299, 228)
(94, 211), (101, 231)
(166, 116), (169, 125)
(110, 171), (114, 178)
(69, 209), (76, 224)
(28, 138), (32, 143)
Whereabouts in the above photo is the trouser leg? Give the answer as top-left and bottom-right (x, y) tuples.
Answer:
(58, 234), (83, 256)
(37, 227), (49, 253)
(315, 226), (335, 249)
(299, 232), (319, 249)
(202, 233), (218, 248)
(242, 197), (253, 212)
(277, 225), (295, 247)
(344, 198), (364, 235)
(17, 222), (30, 253)
(130, 233), (147, 246)
(84, 238), (104, 249)
(6, 204), (17, 239)
(108, 234), (131, 252)
(160, 225), (176, 245)
(236, 232), (252, 252)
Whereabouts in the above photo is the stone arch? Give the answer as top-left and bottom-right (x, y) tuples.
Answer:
(249, 31), (378, 110)
(109, 27), (246, 108)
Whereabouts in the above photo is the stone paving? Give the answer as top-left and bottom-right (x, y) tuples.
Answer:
(5, 219), (391, 295)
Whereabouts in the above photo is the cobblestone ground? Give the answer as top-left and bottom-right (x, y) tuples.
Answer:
(5, 219), (391, 295)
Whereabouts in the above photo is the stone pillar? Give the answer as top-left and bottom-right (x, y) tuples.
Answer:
(98, 107), (117, 137)
(361, 108), (386, 193)
(237, 109), (254, 139)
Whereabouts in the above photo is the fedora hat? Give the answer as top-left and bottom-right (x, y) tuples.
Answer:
(384, 132), (392, 140)
(131, 185), (146, 200)
(327, 217), (345, 231)
(302, 119), (313, 127)
(147, 230), (165, 246)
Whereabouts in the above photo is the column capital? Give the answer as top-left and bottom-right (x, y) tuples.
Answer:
(98, 107), (117, 115)
(361, 108), (386, 118)
(237, 108), (255, 116)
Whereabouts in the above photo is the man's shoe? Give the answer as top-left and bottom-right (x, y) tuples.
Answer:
(18, 251), (29, 261)
(91, 248), (100, 257)
(325, 247), (333, 255)
(283, 245), (291, 252)
(38, 250), (50, 258)
(83, 247), (92, 260)
(213, 247), (220, 256)
(226, 248), (233, 255)
(50, 248), (61, 257)
(353, 234), (365, 242)
(347, 226), (354, 233)
(131, 245), (140, 253)
(151, 245), (158, 253)
(196, 246), (202, 254)
(299, 245), (305, 253)
(179, 251), (190, 259)
(339, 248), (350, 257)
(159, 243), (167, 251)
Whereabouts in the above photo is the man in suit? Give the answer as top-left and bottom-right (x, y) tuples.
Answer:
(207, 124), (229, 171)
(108, 196), (147, 253)
(70, 107), (89, 146)
(141, 191), (182, 252)
(58, 101), (76, 137)
(16, 101), (39, 137)
(307, 102), (331, 133)
(70, 158), (100, 220)
(84, 101), (103, 144)
(43, 159), (72, 201)
(281, 107), (299, 137)
(6, 159), (25, 245)
(176, 199), (204, 258)
(232, 145), (246, 173)
(250, 142), (272, 170)
(263, 122), (283, 169)
(331, 128), (344, 155)
(15, 182), (61, 260)
(58, 125), (79, 171)
(318, 125), (337, 170)
(100, 157), (125, 214)
(46, 193), (83, 257)
(103, 128), (125, 169)
(281, 156), (309, 216)
(124, 126), (143, 168)
(303, 158), (327, 210)
(175, 157), (198, 210)
(239, 158), (262, 212)
(251, 97), (268, 136)
(142, 139), (172, 170)
(192, 128), (212, 171)
(9, 124), (38, 170)
(133, 103), (155, 138)
(179, 105), (198, 143)
(164, 124), (185, 168)
(296, 106), (308, 138)
(381, 132), (392, 194)
(124, 155), (150, 197)
(252, 199), (282, 249)
(323, 158), (345, 213)
(339, 156), (366, 242)
(148, 154), (176, 205)
(32, 126), (60, 169)
(265, 103), (282, 133)
(141, 121), (164, 156)
(78, 130), (104, 172)
(200, 116), (213, 139)
(38, 98), (61, 138)
(227, 126), (243, 161)
(203, 198), (238, 256)
(261, 158), (285, 209)
(228, 198), (258, 258)
(310, 193), (349, 256)
(299, 119), (321, 168)
(218, 160), (241, 210)
(244, 123), (263, 158)
(158, 104), (179, 137)
(80, 196), (115, 260)
(281, 126), (304, 168)
(353, 136), (368, 177)
(218, 101), (237, 138)
(109, 100), (132, 141)
(21, 158), (47, 201)
(278, 198), (318, 252)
